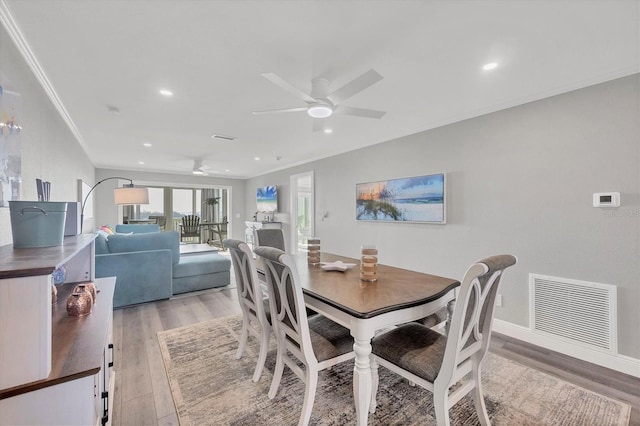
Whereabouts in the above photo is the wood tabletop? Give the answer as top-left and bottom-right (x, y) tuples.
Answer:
(294, 253), (460, 319)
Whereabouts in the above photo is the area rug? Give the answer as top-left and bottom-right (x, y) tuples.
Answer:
(158, 315), (630, 426)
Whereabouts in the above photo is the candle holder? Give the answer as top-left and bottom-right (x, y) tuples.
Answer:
(73, 282), (97, 304)
(66, 292), (92, 317)
(360, 245), (378, 282)
(307, 238), (321, 265)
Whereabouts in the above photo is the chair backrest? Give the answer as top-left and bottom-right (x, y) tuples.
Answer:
(254, 228), (286, 251)
(254, 246), (316, 363)
(181, 215), (200, 234)
(149, 215), (167, 229)
(224, 239), (269, 327)
(438, 254), (517, 385)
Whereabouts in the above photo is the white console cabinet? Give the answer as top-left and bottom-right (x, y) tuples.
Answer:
(0, 235), (115, 426)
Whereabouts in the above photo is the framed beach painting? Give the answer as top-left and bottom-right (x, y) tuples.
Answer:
(256, 185), (278, 212)
(356, 173), (446, 223)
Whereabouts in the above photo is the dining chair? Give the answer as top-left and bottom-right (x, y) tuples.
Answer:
(370, 254), (517, 426)
(254, 228), (286, 251)
(252, 228), (285, 282)
(254, 246), (355, 426)
(149, 215), (167, 230)
(180, 215), (201, 243)
(223, 238), (272, 382)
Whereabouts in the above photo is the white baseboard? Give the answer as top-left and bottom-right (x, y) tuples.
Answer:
(492, 319), (640, 378)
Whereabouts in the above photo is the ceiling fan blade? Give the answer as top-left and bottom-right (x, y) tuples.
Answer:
(334, 105), (386, 119)
(326, 69), (383, 104)
(252, 107), (308, 115)
(261, 73), (317, 104)
(312, 118), (326, 132)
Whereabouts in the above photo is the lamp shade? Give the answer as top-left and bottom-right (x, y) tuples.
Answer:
(114, 187), (149, 205)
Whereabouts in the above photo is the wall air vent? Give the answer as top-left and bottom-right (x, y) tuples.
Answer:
(211, 133), (237, 141)
(529, 274), (617, 354)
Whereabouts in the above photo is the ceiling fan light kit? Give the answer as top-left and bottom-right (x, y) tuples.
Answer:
(307, 103), (333, 118)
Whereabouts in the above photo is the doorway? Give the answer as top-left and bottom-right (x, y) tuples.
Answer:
(290, 171), (314, 254)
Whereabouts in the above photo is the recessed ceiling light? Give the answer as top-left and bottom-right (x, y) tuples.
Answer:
(254, 157), (261, 161)
(143, 143), (152, 147)
(483, 62), (498, 71)
(225, 169), (230, 173)
(324, 128), (333, 134)
(159, 89), (173, 97)
(138, 161), (145, 165)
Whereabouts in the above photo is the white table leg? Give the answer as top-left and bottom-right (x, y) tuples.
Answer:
(352, 323), (375, 426)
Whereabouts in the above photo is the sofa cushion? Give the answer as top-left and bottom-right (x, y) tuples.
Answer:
(173, 253), (231, 278)
(95, 232), (109, 254)
(115, 224), (160, 234)
(106, 231), (180, 265)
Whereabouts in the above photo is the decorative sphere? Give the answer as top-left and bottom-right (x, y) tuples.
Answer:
(52, 265), (67, 285)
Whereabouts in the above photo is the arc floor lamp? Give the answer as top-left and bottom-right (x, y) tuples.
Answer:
(81, 177), (149, 232)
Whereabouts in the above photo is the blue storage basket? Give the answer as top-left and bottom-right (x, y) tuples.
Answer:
(9, 201), (68, 248)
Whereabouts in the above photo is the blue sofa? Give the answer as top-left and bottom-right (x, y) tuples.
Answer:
(115, 224), (161, 234)
(95, 228), (231, 308)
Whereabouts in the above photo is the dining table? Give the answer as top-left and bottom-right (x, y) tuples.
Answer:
(200, 221), (227, 248)
(293, 252), (460, 426)
(126, 219), (156, 224)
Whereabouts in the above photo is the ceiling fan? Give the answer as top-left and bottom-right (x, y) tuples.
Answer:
(191, 158), (210, 175)
(253, 69), (386, 130)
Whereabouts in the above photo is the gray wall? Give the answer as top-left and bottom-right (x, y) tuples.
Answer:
(246, 75), (640, 359)
(94, 168), (246, 241)
(0, 23), (94, 246)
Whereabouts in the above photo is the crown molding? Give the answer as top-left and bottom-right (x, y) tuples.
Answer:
(0, 0), (89, 155)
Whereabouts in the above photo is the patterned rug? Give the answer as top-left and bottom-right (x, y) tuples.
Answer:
(158, 315), (630, 426)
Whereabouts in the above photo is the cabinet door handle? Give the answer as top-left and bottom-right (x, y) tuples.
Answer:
(102, 390), (109, 419)
(108, 343), (114, 368)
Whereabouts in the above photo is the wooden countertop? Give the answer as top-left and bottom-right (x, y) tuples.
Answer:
(0, 234), (97, 279)
(0, 277), (115, 400)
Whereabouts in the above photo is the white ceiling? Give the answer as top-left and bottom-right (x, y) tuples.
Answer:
(2, 0), (638, 179)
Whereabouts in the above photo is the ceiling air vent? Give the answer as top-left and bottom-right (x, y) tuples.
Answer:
(211, 133), (236, 141)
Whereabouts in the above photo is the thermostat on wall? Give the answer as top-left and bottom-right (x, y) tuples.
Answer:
(593, 192), (620, 208)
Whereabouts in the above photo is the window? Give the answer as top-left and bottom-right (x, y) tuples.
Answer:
(140, 187), (164, 219)
(123, 184), (230, 234)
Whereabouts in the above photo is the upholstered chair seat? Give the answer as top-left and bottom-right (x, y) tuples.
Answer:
(307, 315), (354, 362)
(372, 322), (447, 382)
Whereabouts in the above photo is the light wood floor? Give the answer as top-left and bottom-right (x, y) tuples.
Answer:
(111, 287), (640, 426)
